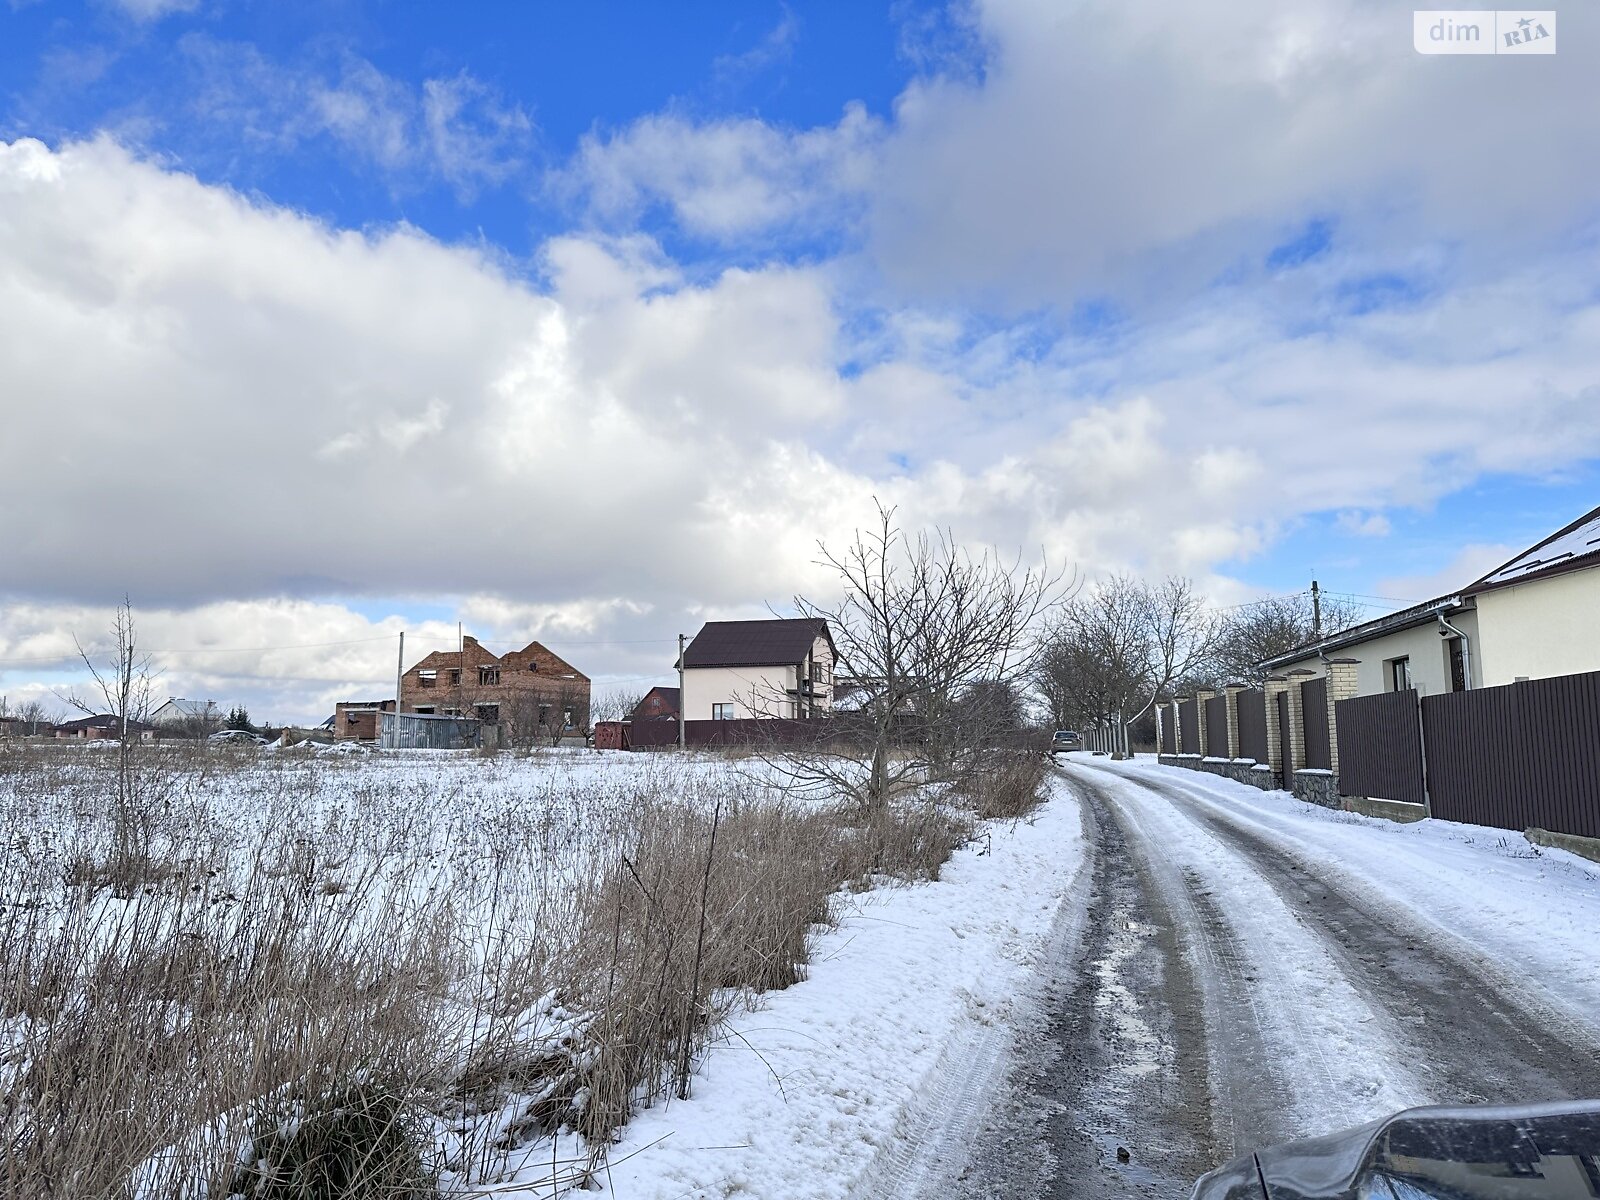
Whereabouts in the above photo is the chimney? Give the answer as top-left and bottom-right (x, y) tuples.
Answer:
(462, 635), (479, 648)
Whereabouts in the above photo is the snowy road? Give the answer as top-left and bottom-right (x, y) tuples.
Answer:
(903, 757), (1600, 1200)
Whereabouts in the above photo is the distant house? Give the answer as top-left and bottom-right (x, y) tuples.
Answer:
(333, 700), (394, 743)
(54, 714), (158, 741)
(629, 686), (680, 722)
(679, 618), (834, 720)
(151, 698), (221, 728)
(400, 635), (591, 737)
(1264, 503), (1600, 695)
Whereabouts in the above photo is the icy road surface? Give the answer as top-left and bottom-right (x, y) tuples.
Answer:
(890, 757), (1600, 1200)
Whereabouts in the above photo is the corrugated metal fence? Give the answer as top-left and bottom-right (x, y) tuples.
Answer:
(1237, 689), (1268, 764)
(1179, 698), (1199, 754)
(1334, 690), (1425, 806)
(1204, 695), (1229, 756)
(1275, 691), (1292, 786)
(1421, 671), (1600, 839)
(1302, 677), (1332, 770)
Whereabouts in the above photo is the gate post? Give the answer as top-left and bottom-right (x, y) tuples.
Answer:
(1325, 658), (1360, 780)
(1194, 687), (1216, 757)
(1223, 682), (1247, 759)
(1264, 674), (1289, 781)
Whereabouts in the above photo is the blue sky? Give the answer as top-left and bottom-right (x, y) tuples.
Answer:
(2, 0), (1598, 721)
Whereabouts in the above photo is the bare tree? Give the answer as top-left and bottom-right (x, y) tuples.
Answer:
(766, 503), (1070, 808)
(1032, 575), (1220, 737)
(60, 598), (158, 884)
(590, 687), (646, 726)
(1207, 592), (1366, 684)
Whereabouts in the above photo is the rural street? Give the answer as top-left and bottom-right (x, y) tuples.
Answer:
(876, 757), (1600, 1200)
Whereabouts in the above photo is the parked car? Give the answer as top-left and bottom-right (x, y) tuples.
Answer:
(1191, 1100), (1600, 1200)
(1050, 729), (1082, 754)
(208, 728), (267, 746)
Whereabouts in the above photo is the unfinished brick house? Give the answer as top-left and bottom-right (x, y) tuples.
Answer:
(400, 635), (591, 742)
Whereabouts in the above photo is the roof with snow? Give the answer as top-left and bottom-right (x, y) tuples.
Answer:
(681, 619), (832, 669)
(1467, 503), (1600, 593)
(153, 698), (218, 719)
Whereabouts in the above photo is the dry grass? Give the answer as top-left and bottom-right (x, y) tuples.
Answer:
(956, 749), (1049, 821)
(0, 742), (997, 1197)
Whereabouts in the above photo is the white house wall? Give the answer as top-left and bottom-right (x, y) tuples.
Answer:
(682, 665), (798, 720)
(1276, 608), (1482, 697)
(1472, 567), (1600, 686)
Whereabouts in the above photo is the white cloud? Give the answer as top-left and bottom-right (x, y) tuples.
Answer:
(868, 0), (1600, 304)
(1337, 511), (1393, 538)
(5, 132), (1600, 720)
(1377, 543), (1516, 603)
(180, 40), (533, 199)
(556, 102), (881, 240)
(108, 0), (198, 21)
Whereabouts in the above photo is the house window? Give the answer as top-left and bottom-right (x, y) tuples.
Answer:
(1387, 657), (1412, 692)
(563, 707), (575, 730)
(527, 659), (539, 672)
(712, 703), (734, 720)
(1446, 638), (1467, 692)
(418, 669), (437, 689)
(414, 706), (435, 715)
(444, 708), (461, 717)
(810, 661), (830, 684)
(538, 704), (551, 728)
(475, 703), (500, 722)
(479, 665), (500, 686)
(448, 669), (461, 686)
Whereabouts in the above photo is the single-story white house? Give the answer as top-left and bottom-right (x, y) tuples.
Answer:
(1264, 503), (1600, 695)
(679, 618), (835, 720)
(150, 698), (222, 726)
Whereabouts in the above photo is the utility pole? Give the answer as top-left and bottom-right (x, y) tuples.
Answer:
(1311, 579), (1323, 640)
(393, 631), (405, 748)
(677, 633), (687, 751)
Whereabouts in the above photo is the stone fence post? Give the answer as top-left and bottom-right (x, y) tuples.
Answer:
(1193, 687), (1216, 757)
(1325, 658), (1360, 778)
(1223, 682), (1248, 759)
(1286, 669), (1316, 775)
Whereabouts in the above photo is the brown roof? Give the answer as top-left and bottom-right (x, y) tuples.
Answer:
(682, 618), (832, 669)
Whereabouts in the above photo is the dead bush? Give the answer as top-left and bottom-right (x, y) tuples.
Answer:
(229, 1076), (435, 1200)
(956, 749), (1048, 820)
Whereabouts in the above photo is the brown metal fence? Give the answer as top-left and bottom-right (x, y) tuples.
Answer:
(1301, 677), (1332, 770)
(1275, 691), (1292, 784)
(1204, 695), (1229, 757)
(1335, 690), (1425, 806)
(1422, 671), (1600, 839)
(1160, 708), (1177, 753)
(1179, 698), (1199, 754)
(1237, 689), (1268, 763)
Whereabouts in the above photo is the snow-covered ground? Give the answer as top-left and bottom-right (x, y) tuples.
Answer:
(489, 773), (1087, 1200)
(1107, 756), (1600, 1028)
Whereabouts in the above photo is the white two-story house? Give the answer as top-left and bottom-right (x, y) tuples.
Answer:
(679, 618), (835, 720)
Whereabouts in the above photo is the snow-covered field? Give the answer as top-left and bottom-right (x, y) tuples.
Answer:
(0, 742), (1079, 1199)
